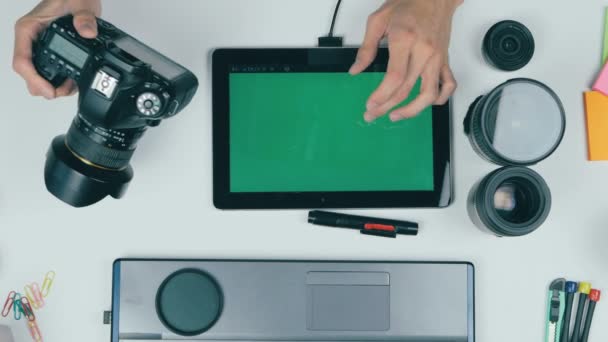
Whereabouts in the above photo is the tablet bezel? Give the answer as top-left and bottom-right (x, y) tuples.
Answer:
(212, 48), (452, 209)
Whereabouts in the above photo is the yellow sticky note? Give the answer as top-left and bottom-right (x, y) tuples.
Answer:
(584, 91), (608, 161)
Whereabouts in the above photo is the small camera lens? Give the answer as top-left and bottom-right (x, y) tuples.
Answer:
(468, 166), (551, 237)
(464, 78), (566, 166)
(483, 20), (534, 71)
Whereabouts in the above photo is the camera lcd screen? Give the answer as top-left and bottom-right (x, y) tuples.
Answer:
(114, 36), (185, 80)
(228, 72), (434, 193)
(49, 34), (88, 68)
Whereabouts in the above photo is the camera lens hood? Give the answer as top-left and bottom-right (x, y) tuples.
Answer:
(44, 135), (133, 208)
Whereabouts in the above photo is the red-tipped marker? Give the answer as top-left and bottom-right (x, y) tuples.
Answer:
(589, 289), (601, 302)
(580, 289), (601, 342)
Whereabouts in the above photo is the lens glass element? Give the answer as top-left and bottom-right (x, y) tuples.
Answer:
(480, 79), (565, 165)
(494, 178), (540, 224)
(500, 35), (520, 54)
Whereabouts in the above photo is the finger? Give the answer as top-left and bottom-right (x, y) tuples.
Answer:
(349, 10), (389, 75)
(389, 56), (441, 121)
(13, 18), (55, 99)
(366, 33), (435, 119)
(72, 9), (98, 38)
(56, 79), (77, 97)
(364, 32), (415, 121)
(434, 65), (457, 105)
(363, 78), (416, 121)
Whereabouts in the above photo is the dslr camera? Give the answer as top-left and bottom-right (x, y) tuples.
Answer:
(33, 15), (198, 207)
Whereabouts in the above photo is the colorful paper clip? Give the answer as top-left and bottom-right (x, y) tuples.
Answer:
(13, 293), (22, 320)
(20, 296), (36, 322)
(25, 283), (45, 310)
(27, 283), (44, 309)
(40, 271), (55, 298)
(27, 319), (43, 342)
(2, 291), (16, 317)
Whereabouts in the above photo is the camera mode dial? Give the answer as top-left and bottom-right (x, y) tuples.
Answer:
(136, 92), (162, 117)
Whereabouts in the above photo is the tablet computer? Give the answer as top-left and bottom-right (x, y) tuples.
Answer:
(212, 48), (452, 209)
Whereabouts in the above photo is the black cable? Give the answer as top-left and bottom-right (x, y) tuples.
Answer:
(328, 0), (343, 37)
(318, 0), (344, 47)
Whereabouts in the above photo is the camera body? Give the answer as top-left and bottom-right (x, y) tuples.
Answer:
(34, 15), (198, 130)
(32, 15), (198, 207)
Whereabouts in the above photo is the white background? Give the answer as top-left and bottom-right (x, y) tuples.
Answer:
(1, 0), (607, 341)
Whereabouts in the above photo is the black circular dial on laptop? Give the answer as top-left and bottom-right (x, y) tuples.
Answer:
(156, 268), (223, 336)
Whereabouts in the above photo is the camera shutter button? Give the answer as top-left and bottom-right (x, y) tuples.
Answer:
(136, 92), (162, 117)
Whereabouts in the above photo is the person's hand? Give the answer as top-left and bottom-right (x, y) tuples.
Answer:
(350, 0), (462, 122)
(13, 0), (101, 100)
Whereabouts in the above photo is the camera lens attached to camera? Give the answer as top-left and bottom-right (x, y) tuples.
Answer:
(45, 136), (134, 208)
(464, 78), (565, 237)
(44, 114), (147, 207)
(483, 20), (535, 71)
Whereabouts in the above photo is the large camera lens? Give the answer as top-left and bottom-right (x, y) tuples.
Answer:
(468, 166), (551, 237)
(464, 78), (565, 166)
(483, 20), (535, 71)
(44, 114), (147, 207)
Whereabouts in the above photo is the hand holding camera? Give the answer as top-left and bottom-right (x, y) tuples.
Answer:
(13, 0), (101, 99)
(25, 14), (198, 207)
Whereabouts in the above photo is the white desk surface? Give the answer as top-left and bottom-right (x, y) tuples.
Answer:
(1, 0), (607, 341)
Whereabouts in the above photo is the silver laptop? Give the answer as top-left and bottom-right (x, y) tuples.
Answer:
(109, 259), (475, 341)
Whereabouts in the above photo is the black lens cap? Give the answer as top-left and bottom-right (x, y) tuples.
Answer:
(483, 20), (535, 71)
(156, 269), (223, 336)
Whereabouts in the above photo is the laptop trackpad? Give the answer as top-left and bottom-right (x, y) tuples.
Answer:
(306, 272), (390, 331)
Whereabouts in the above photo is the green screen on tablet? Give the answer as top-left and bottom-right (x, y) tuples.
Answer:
(228, 72), (434, 193)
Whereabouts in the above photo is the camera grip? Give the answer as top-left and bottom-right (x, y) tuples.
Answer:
(33, 52), (68, 88)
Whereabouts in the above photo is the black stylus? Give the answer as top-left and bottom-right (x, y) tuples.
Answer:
(560, 281), (578, 342)
(308, 210), (418, 238)
(571, 283), (591, 342)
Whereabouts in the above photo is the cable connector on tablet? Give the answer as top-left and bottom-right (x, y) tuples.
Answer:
(318, 0), (344, 47)
(318, 36), (344, 47)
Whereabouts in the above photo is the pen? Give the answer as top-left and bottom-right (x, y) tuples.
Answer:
(308, 210), (418, 238)
(571, 282), (591, 342)
(560, 281), (578, 342)
(580, 289), (601, 342)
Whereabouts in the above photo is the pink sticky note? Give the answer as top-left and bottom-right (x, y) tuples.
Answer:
(592, 61), (608, 96)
